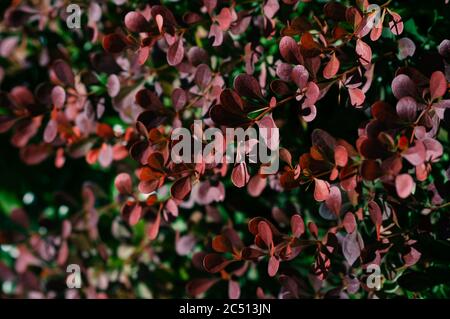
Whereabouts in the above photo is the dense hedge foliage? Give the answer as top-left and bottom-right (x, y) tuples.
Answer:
(0, 0), (449, 299)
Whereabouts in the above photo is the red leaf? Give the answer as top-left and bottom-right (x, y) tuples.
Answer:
(290, 214), (305, 238)
(203, 254), (233, 273)
(258, 221), (273, 248)
(129, 204), (142, 226)
(247, 174), (267, 197)
(323, 53), (340, 79)
(171, 176), (192, 200)
(313, 179), (330, 202)
(334, 145), (348, 167)
(148, 211), (161, 240)
(186, 278), (219, 296)
(388, 11), (403, 35)
(355, 39), (372, 66)
(268, 256), (280, 277)
(430, 71), (447, 100)
(348, 88), (365, 107)
(103, 33), (128, 53)
(216, 7), (232, 31)
(231, 162), (249, 188)
(343, 212), (356, 234)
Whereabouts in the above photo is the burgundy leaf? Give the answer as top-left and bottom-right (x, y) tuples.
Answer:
(167, 37), (185, 66)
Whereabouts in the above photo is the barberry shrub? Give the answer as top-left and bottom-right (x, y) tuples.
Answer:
(0, 0), (449, 299)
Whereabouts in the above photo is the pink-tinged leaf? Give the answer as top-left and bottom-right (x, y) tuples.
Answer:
(231, 162), (249, 188)
(423, 138), (443, 161)
(391, 74), (417, 99)
(258, 221), (273, 247)
(234, 74), (263, 99)
(396, 96), (417, 122)
(138, 46), (151, 65)
(343, 212), (356, 234)
(355, 39), (372, 66)
(276, 63), (293, 81)
(115, 173), (132, 195)
(171, 176), (192, 200)
(228, 280), (241, 299)
(325, 186), (341, 216)
(186, 278), (219, 296)
(290, 214), (305, 238)
(57, 240), (69, 266)
(124, 11), (149, 33)
(176, 234), (197, 256)
(258, 115), (279, 151)
(247, 174), (267, 197)
(402, 140), (426, 166)
(268, 256), (280, 277)
(148, 211), (161, 240)
(167, 37), (184, 66)
(395, 174), (415, 199)
(107, 74), (120, 97)
(323, 53), (340, 79)
(172, 88), (187, 111)
(430, 71), (447, 100)
(98, 143), (113, 167)
(398, 37), (416, 59)
(438, 39), (450, 57)
(308, 222), (318, 238)
(62, 220), (72, 239)
(301, 104), (317, 122)
(348, 88), (365, 107)
(195, 64), (212, 88)
(334, 145), (348, 167)
(129, 204), (142, 226)
(342, 232), (362, 266)
(291, 65), (309, 89)
(403, 247), (421, 267)
(43, 119), (58, 143)
(51, 86), (66, 108)
(263, 0), (280, 19)
(208, 23), (223, 47)
(155, 14), (164, 33)
(388, 11), (403, 35)
(279, 36), (301, 64)
(314, 179), (330, 201)
(216, 7), (232, 31)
